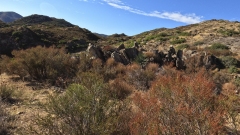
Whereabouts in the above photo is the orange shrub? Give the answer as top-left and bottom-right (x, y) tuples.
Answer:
(129, 69), (227, 134)
(109, 79), (134, 100)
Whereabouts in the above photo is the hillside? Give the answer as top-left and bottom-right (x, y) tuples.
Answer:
(0, 11), (22, 23)
(0, 20), (8, 28)
(1, 17), (240, 134)
(100, 19), (240, 56)
(10, 14), (74, 27)
(0, 14), (100, 56)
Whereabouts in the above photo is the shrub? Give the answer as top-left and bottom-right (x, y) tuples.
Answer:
(109, 79), (133, 100)
(207, 49), (232, 57)
(0, 101), (15, 135)
(176, 44), (189, 50)
(129, 70), (227, 134)
(12, 31), (23, 42)
(218, 29), (239, 36)
(125, 63), (157, 91)
(178, 31), (191, 36)
(228, 66), (238, 74)
(4, 46), (79, 84)
(193, 41), (204, 46)
(134, 53), (145, 65)
(221, 56), (238, 68)
(77, 52), (93, 72)
(34, 72), (129, 135)
(0, 85), (15, 103)
(209, 43), (229, 50)
(170, 37), (186, 44)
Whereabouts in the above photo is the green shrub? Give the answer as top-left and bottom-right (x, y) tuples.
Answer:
(209, 43), (229, 50)
(176, 44), (189, 50)
(178, 31), (191, 36)
(170, 37), (186, 44)
(193, 41), (204, 46)
(134, 53), (145, 64)
(0, 85), (15, 103)
(228, 66), (238, 74)
(221, 56), (238, 68)
(234, 77), (240, 87)
(158, 32), (168, 37)
(218, 29), (239, 36)
(34, 72), (129, 135)
(156, 37), (169, 42)
(207, 43), (231, 56)
(207, 49), (232, 57)
(145, 35), (155, 41)
(4, 46), (79, 84)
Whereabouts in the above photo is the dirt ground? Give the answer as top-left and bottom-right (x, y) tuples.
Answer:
(0, 73), (56, 134)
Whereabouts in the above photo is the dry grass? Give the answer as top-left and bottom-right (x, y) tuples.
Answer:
(0, 73), (56, 134)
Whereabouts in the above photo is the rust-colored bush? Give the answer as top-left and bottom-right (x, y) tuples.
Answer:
(125, 63), (158, 91)
(109, 79), (134, 100)
(91, 58), (103, 74)
(129, 70), (227, 134)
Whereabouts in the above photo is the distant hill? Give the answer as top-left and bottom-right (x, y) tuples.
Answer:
(94, 33), (108, 38)
(0, 14), (101, 56)
(11, 14), (74, 27)
(0, 11), (22, 23)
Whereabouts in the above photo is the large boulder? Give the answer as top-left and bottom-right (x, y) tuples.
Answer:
(120, 47), (139, 61)
(176, 58), (185, 70)
(111, 51), (129, 65)
(117, 44), (125, 50)
(153, 50), (165, 66)
(86, 43), (105, 61)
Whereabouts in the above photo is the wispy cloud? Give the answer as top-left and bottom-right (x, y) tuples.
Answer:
(103, 0), (202, 24)
(79, 0), (88, 2)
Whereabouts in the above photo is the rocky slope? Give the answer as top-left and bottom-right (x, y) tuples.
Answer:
(100, 19), (240, 56)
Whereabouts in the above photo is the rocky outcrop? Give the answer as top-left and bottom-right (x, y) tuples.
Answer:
(120, 48), (139, 61)
(86, 43), (105, 61)
(111, 51), (129, 65)
(85, 43), (224, 71)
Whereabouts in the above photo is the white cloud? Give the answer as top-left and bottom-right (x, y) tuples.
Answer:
(103, 0), (203, 24)
(103, 0), (124, 5)
(79, 0), (88, 2)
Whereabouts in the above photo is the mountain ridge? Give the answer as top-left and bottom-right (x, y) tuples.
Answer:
(0, 11), (23, 23)
(0, 14), (100, 56)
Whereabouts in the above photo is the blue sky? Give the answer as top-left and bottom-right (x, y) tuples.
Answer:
(1, 0), (240, 36)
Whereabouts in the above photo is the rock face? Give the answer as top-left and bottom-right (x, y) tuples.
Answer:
(111, 51), (129, 65)
(120, 47), (139, 61)
(0, 12), (22, 23)
(86, 43), (105, 61)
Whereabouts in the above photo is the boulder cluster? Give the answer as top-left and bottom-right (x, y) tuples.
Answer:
(86, 43), (223, 70)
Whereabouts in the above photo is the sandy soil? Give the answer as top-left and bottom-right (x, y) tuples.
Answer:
(0, 73), (55, 134)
